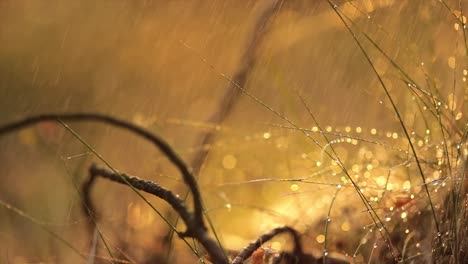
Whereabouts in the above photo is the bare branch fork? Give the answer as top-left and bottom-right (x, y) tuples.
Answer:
(0, 113), (229, 261)
(0, 114), (205, 232)
(84, 164), (193, 231)
(83, 163), (226, 262)
(0, 113), (306, 264)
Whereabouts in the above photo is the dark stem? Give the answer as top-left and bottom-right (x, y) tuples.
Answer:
(231, 226), (303, 264)
(87, 164), (193, 229)
(84, 164), (229, 263)
(0, 113), (206, 232)
(0, 113), (229, 264)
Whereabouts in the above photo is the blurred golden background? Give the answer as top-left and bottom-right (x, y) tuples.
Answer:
(0, 0), (466, 263)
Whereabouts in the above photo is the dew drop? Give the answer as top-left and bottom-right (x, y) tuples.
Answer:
(290, 184), (299, 192)
(341, 221), (351, 231)
(222, 155), (237, 169)
(448, 57), (456, 69)
(314, 234), (325, 244)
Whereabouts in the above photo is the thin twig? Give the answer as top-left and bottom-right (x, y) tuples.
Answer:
(84, 164), (228, 263)
(0, 113), (229, 264)
(87, 164), (193, 233)
(0, 113), (205, 233)
(231, 226), (302, 264)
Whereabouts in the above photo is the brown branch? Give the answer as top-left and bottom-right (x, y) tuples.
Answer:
(231, 226), (303, 264)
(86, 164), (192, 231)
(0, 114), (326, 264)
(0, 113), (205, 233)
(0, 113), (229, 263)
(83, 164), (229, 264)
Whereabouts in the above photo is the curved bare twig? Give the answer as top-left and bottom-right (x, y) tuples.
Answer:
(0, 113), (229, 264)
(87, 164), (193, 227)
(232, 226), (303, 264)
(0, 113), (205, 233)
